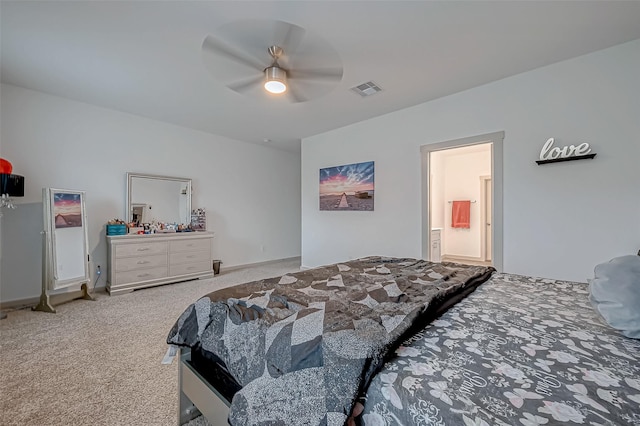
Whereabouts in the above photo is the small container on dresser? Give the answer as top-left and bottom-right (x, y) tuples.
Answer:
(190, 210), (206, 231)
(106, 224), (127, 235)
(106, 232), (214, 295)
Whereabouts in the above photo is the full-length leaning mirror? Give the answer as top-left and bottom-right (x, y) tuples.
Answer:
(126, 173), (192, 225)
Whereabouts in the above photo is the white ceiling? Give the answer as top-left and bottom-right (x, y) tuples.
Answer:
(2, 1), (640, 153)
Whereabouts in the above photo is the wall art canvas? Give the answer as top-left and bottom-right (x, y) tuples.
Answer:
(319, 161), (374, 211)
(53, 192), (83, 228)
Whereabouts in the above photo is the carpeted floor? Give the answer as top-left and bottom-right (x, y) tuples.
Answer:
(0, 258), (301, 426)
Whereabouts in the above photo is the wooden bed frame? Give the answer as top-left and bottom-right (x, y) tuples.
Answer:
(178, 348), (230, 426)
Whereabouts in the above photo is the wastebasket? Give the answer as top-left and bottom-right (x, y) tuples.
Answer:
(212, 260), (222, 275)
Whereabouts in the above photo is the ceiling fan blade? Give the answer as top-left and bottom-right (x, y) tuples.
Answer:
(288, 68), (343, 82)
(286, 84), (307, 103)
(228, 74), (264, 93)
(202, 35), (266, 71)
(273, 21), (306, 60)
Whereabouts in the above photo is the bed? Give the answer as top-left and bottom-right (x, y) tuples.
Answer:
(166, 256), (640, 425)
(357, 272), (640, 425)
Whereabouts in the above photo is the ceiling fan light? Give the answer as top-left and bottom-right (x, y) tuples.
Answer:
(264, 66), (287, 94)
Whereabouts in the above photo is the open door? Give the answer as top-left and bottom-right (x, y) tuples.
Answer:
(421, 131), (504, 271)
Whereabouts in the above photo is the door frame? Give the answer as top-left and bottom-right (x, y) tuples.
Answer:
(480, 175), (491, 262)
(420, 131), (504, 272)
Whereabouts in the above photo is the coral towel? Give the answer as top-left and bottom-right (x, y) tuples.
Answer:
(451, 200), (471, 228)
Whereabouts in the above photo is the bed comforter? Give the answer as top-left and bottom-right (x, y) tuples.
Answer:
(359, 273), (640, 425)
(167, 256), (494, 425)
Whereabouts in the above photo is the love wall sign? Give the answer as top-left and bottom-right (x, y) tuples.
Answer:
(536, 138), (597, 165)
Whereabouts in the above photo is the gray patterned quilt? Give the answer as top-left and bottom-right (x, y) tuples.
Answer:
(359, 273), (640, 425)
(167, 256), (494, 425)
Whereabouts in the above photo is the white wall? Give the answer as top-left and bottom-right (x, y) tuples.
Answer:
(302, 39), (640, 282)
(0, 84), (301, 303)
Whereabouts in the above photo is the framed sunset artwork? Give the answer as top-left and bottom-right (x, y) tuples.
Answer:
(319, 161), (374, 211)
(53, 192), (83, 228)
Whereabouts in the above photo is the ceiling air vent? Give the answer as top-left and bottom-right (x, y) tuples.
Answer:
(351, 81), (382, 97)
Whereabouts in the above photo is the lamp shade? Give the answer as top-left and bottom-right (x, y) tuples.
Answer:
(0, 158), (12, 174)
(264, 66), (287, 94)
(0, 174), (24, 197)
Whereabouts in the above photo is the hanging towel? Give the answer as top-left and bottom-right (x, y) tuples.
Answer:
(451, 200), (471, 228)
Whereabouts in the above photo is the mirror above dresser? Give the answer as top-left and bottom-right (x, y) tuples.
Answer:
(126, 172), (192, 225)
(107, 173), (214, 295)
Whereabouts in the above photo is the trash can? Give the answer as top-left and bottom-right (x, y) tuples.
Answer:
(212, 260), (222, 275)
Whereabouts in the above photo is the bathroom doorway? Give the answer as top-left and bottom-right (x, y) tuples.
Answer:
(420, 131), (504, 271)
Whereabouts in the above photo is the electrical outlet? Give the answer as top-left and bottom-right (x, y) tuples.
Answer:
(96, 265), (101, 275)
(260, 245), (265, 252)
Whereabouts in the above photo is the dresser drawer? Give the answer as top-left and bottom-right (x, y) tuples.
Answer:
(115, 254), (167, 272)
(107, 233), (214, 295)
(114, 267), (168, 285)
(170, 261), (212, 277)
(115, 241), (167, 258)
(170, 238), (211, 253)
(170, 250), (211, 265)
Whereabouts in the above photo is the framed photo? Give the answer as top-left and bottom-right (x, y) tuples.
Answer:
(319, 161), (374, 211)
(53, 192), (83, 228)
(44, 188), (90, 290)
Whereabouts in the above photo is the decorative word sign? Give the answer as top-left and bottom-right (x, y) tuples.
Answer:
(536, 138), (597, 165)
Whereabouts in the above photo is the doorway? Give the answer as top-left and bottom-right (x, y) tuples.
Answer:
(420, 131), (504, 271)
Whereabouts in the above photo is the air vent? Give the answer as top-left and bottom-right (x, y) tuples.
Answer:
(351, 81), (382, 97)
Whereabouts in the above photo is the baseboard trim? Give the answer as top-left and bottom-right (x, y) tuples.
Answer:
(216, 256), (301, 274)
(442, 254), (484, 262)
(1, 287), (107, 311)
(0, 296), (40, 311)
(1, 257), (301, 310)
(441, 254), (492, 266)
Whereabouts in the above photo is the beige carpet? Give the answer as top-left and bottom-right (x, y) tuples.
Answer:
(0, 258), (301, 426)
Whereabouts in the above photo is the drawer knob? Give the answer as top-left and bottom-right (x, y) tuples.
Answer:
(138, 247), (150, 251)
(137, 273), (151, 278)
(137, 260), (150, 264)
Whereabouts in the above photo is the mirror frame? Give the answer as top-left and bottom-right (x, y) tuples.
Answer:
(126, 172), (192, 225)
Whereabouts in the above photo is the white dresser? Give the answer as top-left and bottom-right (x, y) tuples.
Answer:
(106, 232), (214, 295)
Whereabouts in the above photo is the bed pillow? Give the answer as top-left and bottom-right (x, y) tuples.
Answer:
(589, 255), (640, 339)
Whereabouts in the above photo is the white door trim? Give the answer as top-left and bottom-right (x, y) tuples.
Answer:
(420, 131), (504, 272)
(480, 175), (491, 262)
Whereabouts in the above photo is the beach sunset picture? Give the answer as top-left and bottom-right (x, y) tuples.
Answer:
(53, 193), (83, 228)
(319, 161), (374, 211)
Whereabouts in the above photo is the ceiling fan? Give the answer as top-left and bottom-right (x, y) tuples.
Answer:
(201, 20), (343, 103)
